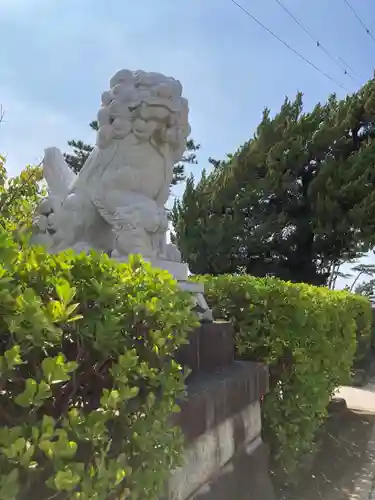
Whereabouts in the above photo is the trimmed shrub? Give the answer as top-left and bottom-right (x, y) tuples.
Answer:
(198, 274), (371, 472)
(350, 293), (372, 371)
(0, 231), (198, 500)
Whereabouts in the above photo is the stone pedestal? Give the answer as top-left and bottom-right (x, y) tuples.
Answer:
(167, 362), (270, 500)
(165, 322), (274, 500)
(175, 322), (234, 377)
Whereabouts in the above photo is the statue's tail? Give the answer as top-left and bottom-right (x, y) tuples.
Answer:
(43, 147), (77, 200)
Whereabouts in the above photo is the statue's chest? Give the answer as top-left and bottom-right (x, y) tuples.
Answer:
(112, 139), (167, 194)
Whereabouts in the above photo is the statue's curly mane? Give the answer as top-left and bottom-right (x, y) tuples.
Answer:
(96, 69), (190, 164)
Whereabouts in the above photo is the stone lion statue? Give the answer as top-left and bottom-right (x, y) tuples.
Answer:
(32, 69), (190, 263)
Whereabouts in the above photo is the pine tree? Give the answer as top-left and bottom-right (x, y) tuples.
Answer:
(356, 279), (375, 296)
(172, 80), (375, 285)
(64, 121), (200, 184)
(172, 138), (200, 185)
(64, 121), (98, 174)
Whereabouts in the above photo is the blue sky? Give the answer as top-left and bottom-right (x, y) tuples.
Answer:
(0, 0), (374, 287)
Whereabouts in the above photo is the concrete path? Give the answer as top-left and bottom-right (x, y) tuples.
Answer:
(336, 379), (375, 500)
(337, 379), (375, 413)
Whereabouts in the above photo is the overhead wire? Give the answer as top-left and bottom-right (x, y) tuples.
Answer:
(229, 0), (350, 92)
(337, 56), (364, 82)
(343, 0), (375, 45)
(274, 0), (362, 83)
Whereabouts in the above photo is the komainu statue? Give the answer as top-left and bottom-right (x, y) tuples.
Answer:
(32, 68), (212, 321)
(32, 69), (189, 263)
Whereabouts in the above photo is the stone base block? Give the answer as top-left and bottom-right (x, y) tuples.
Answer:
(175, 322), (234, 377)
(166, 362), (270, 500)
(148, 259), (189, 281)
(174, 362), (269, 442)
(168, 402), (262, 500)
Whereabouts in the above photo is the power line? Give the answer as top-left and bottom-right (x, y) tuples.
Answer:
(337, 56), (364, 82)
(229, 0), (350, 92)
(274, 0), (361, 83)
(343, 0), (375, 45)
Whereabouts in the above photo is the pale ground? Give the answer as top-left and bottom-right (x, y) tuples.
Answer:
(337, 380), (375, 414)
(336, 381), (375, 500)
(278, 379), (375, 500)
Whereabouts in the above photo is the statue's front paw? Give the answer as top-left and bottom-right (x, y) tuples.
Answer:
(31, 215), (54, 248)
(37, 196), (61, 216)
(70, 242), (92, 254)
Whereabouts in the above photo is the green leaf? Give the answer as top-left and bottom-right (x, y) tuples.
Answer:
(66, 314), (83, 323)
(20, 443), (35, 467)
(47, 300), (65, 321)
(6, 437), (26, 459)
(115, 468), (127, 486)
(56, 279), (76, 304)
(40, 415), (56, 439)
(0, 469), (19, 500)
(120, 386), (139, 401)
(14, 378), (37, 407)
(54, 469), (81, 491)
(100, 389), (120, 409)
(31, 427), (40, 442)
(4, 345), (22, 370)
(41, 354), (77, 384)
(34, 380), (52, 406)
(54, 433), (78, 460)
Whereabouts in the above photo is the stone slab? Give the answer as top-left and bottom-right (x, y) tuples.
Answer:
(175, 322), (234, 377)
(167, 401), (262, 500)
(173, 361), (269, 443)
(199, 322), (234, 373)
(148, 259), (189, 281)
(178, 281), (204, 293)
(117, 257), (190, 281)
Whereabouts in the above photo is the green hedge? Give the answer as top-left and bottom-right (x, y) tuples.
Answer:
(0, 231), (198, 500)
(352, 295), (372, 370)
(198, 274), (371, 472)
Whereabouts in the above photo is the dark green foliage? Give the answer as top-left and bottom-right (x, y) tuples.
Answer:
(347, 263), (375, 293)
(172, 138), (200, 186)
(173, 81), (375, 285)
(356, 277), (375, 296)
(0, 232), (198, 500)
(64, 121), (98, 174)
(197, 274), (371, 472)
(64, 121), (200, 184)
